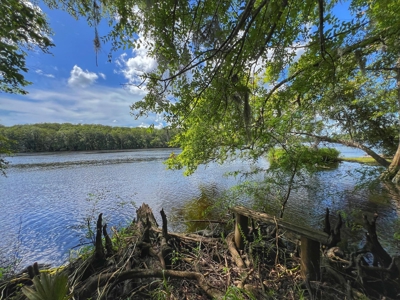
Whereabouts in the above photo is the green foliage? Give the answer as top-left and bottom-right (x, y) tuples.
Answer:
(0, 135), (13, 176)
(68, 244), (94, 262)
(341, 156), (389, 165)
(21, 272), (70, 300)
(110, 225), (136, 251)
(170, 250), (183, 266)
(268, 147), (340, 170)
(149, 271), (173, 300)
(0, 0), (54, 94)
(222, 285), (256, 300)
(337, 209), (364, 232)
(393, 219), (400, 241)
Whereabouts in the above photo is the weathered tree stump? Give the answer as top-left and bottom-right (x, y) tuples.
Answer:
(94, 213), (105, 261)
(103, 223), (114, 257)
(362, 213), (393, 269)
(324, 208), (342, 248)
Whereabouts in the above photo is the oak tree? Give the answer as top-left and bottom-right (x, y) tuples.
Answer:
(47, 0), (400, 183)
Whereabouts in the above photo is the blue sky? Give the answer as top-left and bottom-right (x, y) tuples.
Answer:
(0, 2), (160, 128)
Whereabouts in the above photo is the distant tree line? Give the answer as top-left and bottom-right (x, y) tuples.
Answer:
(0, 123), (179, 152)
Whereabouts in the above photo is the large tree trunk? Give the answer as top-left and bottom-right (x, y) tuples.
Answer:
(380, 58), (400, 183)
(381, 146), (400, 183)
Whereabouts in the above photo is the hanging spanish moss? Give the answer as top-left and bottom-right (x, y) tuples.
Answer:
(94, 27), (101, 66)
(243, 90), (251, 142)
(92, 0), (101, 66)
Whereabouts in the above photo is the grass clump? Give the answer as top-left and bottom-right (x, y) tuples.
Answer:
(339, 156), (392, 165)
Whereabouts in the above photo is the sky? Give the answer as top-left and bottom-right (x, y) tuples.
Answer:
(0, 2), (160, 128)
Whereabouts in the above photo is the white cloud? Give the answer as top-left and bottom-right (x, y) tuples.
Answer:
(116, 40), (157, 91)
(99, 73), (106, 80)
(0, 85), (165, 127)
(35, 69), (55, 78)
(67, 65), (99, 88)
(138, 122), (164, 129)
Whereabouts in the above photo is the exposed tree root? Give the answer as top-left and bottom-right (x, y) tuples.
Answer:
(78, 269), (224, 299)
(226, 232), (246, 269)
(2, 203), (399, 300)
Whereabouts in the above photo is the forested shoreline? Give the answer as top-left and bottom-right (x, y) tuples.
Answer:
(0, 123), (178, 153)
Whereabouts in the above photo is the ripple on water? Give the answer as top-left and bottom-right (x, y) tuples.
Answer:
(1, 150), (399, 269)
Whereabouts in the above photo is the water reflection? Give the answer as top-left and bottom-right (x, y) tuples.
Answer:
(170, 183), (227, 233)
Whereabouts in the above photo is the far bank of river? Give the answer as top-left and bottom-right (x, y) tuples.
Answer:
(0, 147), (399, 269)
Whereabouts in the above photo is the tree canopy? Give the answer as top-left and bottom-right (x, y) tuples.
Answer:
(41, 0), (400, 183)
(0, 0), (54, 94)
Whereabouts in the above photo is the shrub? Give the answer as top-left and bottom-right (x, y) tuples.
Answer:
(268, 146), (340, 169)
(22, 272), (70, 300)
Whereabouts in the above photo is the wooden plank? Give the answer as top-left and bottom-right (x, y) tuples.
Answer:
(234, 213), (249, 250)
(300, 236), (321, 280)
(230, 206), (329, 244)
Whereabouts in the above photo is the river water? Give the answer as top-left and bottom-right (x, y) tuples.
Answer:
(0, 147), (399, 269)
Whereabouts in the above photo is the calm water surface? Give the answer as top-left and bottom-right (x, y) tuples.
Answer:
(0, 147), (399, 268)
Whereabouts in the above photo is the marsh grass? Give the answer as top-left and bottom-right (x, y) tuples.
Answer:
(340, 156), (392, 165)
